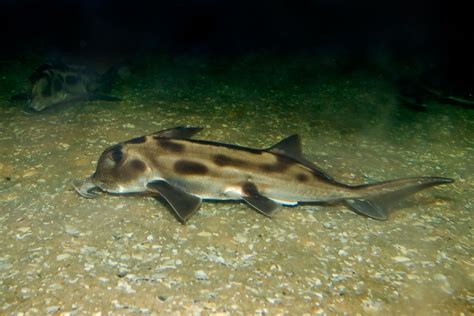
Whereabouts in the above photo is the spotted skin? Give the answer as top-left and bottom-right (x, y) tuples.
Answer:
(24, 63), (121, 112)
(75, 126), (454, 223)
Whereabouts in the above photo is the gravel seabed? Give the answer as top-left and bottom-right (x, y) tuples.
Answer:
(0, 56), (472, 315)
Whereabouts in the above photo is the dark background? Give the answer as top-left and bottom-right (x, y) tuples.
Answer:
(1, 0), (473, 91)
(1, 0), (471, 57)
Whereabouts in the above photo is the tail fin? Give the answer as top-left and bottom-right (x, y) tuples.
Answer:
(97, 63), (130, 93)
(343, 177), (454, 220)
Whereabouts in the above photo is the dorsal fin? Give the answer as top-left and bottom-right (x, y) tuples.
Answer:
(151, 126), (203, 139)
(267, 134), (336, 182)
(267, 134), (303, 158)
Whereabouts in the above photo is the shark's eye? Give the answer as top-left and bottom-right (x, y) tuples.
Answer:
(111, 147), (123, 163)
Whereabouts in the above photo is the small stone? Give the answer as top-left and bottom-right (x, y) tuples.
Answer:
(331, 274), (347, 282)
(47, 306), (60, 314)
(233, 233), (248, 243)
(434, 273), (453, 294)
(197, 231), (212, 237)
(323, 222), (336, 229)
(56, 253), (71, 261)
(116, 280), (136, 293)
(338, 249), (348, 257)
(362, 299), (382, 312)
(17, 227), (31, 233)
(353, 281), (365, 295)
(195, 270), (209, 281)
(65, 225), (80, 237)
(392, 256), (411, 263)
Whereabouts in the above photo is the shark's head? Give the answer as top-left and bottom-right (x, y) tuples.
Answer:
(91, 143), (151, 194)
(26, 65), (90, 112)
(27, 71), (68, 111)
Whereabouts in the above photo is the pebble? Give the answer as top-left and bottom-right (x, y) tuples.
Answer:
(338, 249), (348, 257)
(233, 233), (248, 243)
(65, 225), (80, 237)
(392, 256), (411, 263)
(323, 222), (336, 229)
(47, 306), (60, 314)
(195, 270), (209, 281)
(56, 253), (71, 261)
(434, 273), (453, 294)
(116, 280), (136, 293)
(197, 231), (212, 237)
(362, 299), (382, 312)
(353, 281), (365, 295)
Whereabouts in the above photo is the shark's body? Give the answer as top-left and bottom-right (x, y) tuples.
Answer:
(12, 63), (122, 112)
(74, 126), (453, 222)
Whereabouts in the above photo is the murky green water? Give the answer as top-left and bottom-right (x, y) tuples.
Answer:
(0, 54), (472, 315)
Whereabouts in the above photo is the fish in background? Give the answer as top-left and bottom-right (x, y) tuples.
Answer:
(11, 62), (128, 112)
(396, 75), (474, 110)
(73, 126), (454, 223)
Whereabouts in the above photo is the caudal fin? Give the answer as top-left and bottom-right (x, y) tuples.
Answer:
(97, 63), (130, 93)
(343, 177), (454, 220)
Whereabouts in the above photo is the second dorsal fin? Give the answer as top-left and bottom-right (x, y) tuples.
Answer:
(267, 134), (336, 182)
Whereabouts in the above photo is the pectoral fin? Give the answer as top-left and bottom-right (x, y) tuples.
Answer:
(240, 182), (281, 217)
(147, 180), (202, 223)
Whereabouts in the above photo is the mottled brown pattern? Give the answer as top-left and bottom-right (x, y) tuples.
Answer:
(296, 173), (309, 182)
(130, 159), (146, 172)
(213, 154), (247, 167)
(126, 136), (146, 144)
(156, 138), (185, 152)
(174, 160), (209, 175)
(259, 155), (294, 173)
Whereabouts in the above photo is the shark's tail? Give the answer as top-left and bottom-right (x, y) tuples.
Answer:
(343, 177), (454, 220)
(97, 63), (130, 93)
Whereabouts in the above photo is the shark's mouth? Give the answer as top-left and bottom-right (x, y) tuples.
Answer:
(73, 177), (139, 198)
(72, 178), (101, 198)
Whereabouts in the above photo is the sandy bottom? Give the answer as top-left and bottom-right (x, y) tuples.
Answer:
(0, 56), (472, 315)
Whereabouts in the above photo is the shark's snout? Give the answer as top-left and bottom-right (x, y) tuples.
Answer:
(72, 178), (100, 198)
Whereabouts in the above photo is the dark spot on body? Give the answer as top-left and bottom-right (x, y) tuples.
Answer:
(130, 159), (146, 172)
(260, 155), (293, 172)
(242, 182), (259, 195)
(213, 154), (246, 167)
(5, 177), (11, 181)
(296, 173), (309, 182)
(65, 75), (80, 85)
(156, 138), (185, 152)
(174, 160), (208, 175)
(126, 136), (146, 144)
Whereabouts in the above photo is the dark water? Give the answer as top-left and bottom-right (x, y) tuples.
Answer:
(0, 53), (472, 314)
